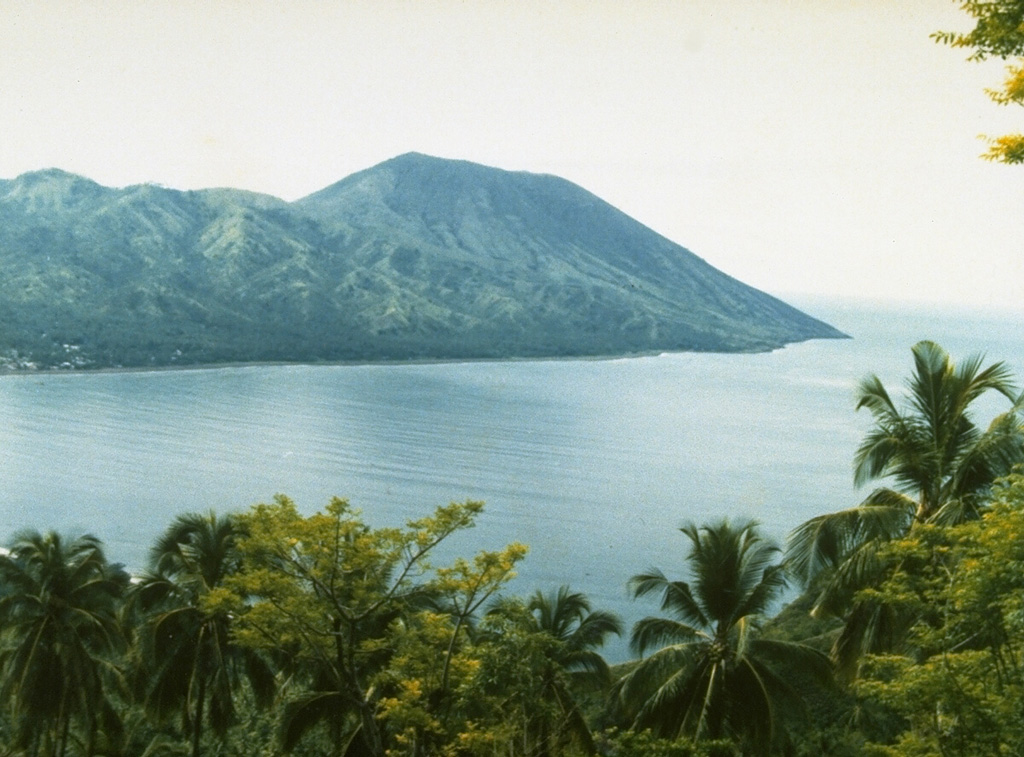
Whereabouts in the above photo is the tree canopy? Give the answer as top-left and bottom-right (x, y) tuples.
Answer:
(612, 520), (831, 754)
(221, 496), (528, 757)
(787, 341), (1024, 677)
(0, 532), (128, 757)
(935, 0), (1024, 162)
(132, 512), (275, 757)
(856, 473), (1024, 754)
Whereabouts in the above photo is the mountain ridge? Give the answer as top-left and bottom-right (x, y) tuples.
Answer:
(0, 154), (845, 370)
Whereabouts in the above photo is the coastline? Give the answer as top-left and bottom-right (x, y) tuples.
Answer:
(0, 353), (692, 379)
(0, 335), (845, 380)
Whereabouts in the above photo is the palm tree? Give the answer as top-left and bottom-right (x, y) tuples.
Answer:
(132, 512), (274, 757)
(855, 340), (1023, 524)
(612, 520), (830, 755)
(527, 586), (622, 688)
(787, 341), (1024, 675)
(486, 586), (622, 756)
(0, 531), (128, 757)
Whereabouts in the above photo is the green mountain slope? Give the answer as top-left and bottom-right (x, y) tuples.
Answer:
(0, 155), (845, 370)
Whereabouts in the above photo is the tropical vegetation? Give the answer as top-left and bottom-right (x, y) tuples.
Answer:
(0, 532), (127, 757)
(934, 0), (1024, 163)
(851, 473), (1024, 754)
(131, 511), (275, 757)
(611, 520), (831, 754)
(786, 340), (1024, 676)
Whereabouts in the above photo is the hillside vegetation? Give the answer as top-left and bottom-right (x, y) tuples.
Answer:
(0, 154), (844, 370)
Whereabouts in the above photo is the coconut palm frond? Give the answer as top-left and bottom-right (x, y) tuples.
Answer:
(628, 569), (708, 628)
(791, 342), (1024, 679)
(137, 511), (274, 757)
(611, 644), (700, 724)
(785, 501), (910, 586)
(568, 609), (624, 652)
(830, 597), (914, 681)
(621, 521), (826, 746)
(630, 617), (703, 657)
(279, 690), (347, 753)
(0, 531), (126, 754)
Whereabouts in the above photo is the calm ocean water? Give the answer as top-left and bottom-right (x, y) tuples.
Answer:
(1, 297), (1021, 659)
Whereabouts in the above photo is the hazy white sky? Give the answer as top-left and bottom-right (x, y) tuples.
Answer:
(1, 0), (1021, 309)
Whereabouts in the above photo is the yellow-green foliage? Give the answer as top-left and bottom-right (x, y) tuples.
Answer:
(224, 495), (528, 756)
(935, 0), (1024, 163)
(856, 473), (1024, 754)
(597, 728), (737, 757)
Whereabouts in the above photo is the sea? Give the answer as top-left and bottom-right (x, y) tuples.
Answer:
(1, 297), (1021, 660)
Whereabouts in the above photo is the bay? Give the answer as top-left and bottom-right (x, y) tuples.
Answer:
(0, 297), (1021, 660)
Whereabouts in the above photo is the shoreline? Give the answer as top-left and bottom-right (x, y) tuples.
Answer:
(0, 352), (690, 379)
(0, 337), (842, 380)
